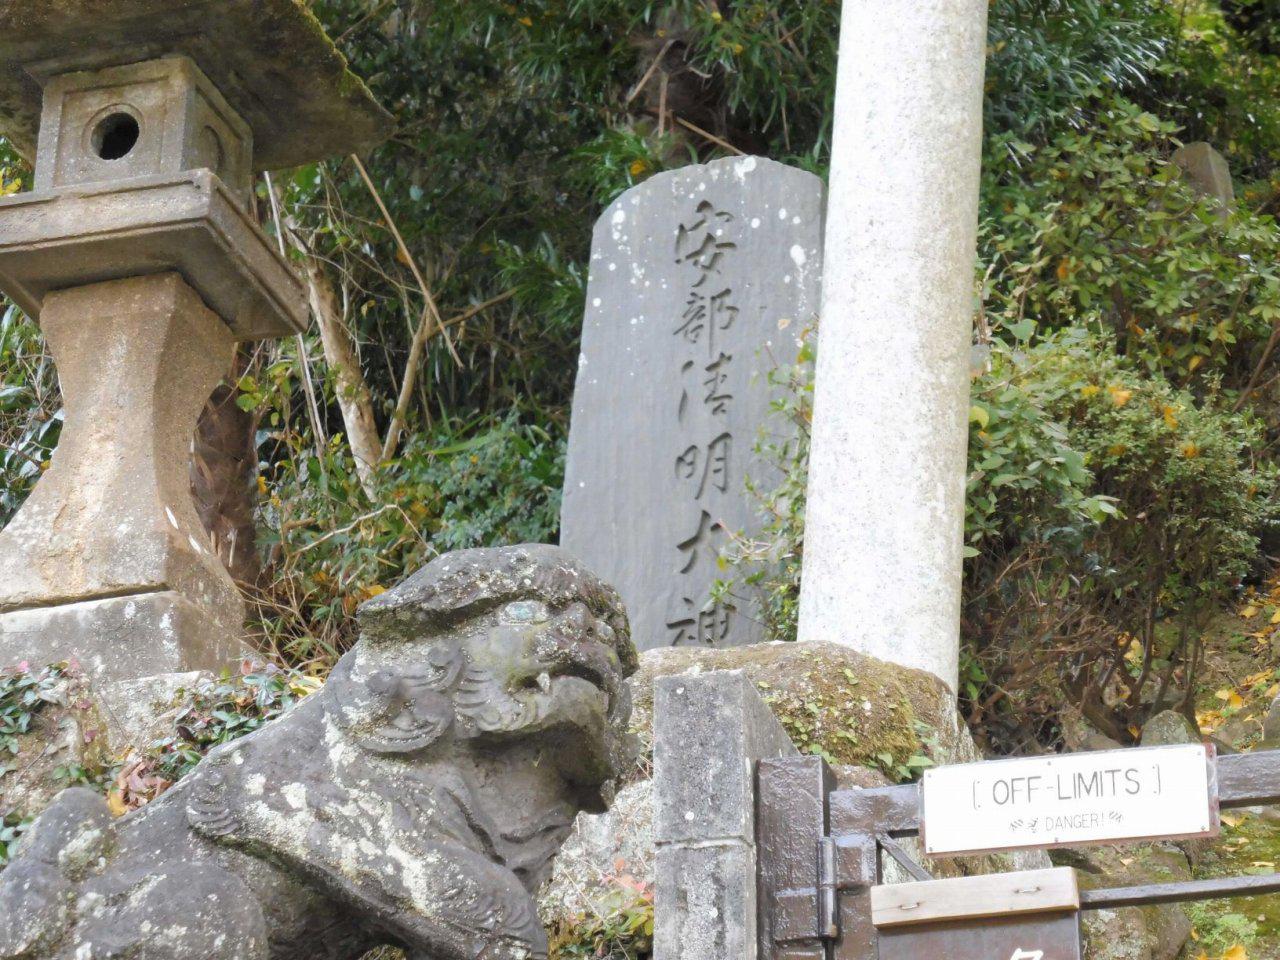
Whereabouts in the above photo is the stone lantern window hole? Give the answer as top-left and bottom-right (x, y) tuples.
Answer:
(88, 108), (140, 161)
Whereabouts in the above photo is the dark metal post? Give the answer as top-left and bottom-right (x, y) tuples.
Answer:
(757, 756), (836, 960)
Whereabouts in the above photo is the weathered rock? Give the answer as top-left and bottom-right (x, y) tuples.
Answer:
(1140, 710), (1200, 748)
(629, 641), (972, 773)
(1259, 694), (1280, 752)
(561, 156), (823, 652)
(0, 545), (637, 960)
(1173, 142), (1235, 214)
(1053, 843), (1193, 960)
(1060, 703), (1124, 753)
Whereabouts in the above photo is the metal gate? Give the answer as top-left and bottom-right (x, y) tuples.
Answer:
(756, 751), (1280, 959)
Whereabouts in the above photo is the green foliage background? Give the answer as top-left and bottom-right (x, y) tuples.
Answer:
(2, 0), (1280, 762)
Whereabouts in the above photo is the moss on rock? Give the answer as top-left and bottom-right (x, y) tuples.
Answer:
(628, 641), (969, 780)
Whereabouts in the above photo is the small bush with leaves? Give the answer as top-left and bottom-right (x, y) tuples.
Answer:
(965, 330), (1278, 749)
(252, 409), (566, 668)
(548, 874), (653, 960)
(140, 665), (321, 788)
(712, 328), (813, 642)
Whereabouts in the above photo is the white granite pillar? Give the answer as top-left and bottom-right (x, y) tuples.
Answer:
(797, 0), (989, 691)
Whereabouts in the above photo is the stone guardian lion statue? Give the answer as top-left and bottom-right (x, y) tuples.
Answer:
(0, 545), (638, 960)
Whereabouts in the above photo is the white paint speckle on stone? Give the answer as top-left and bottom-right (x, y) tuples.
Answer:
(734, 156), (758, 179)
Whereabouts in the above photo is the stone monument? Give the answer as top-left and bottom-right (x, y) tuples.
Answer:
(562, 157), (823, 651)
(0, 1), (391, 680)
(0, 545), (638, 960)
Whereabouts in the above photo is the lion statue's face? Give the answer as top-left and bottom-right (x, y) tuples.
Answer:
(325, 545), (638, 804)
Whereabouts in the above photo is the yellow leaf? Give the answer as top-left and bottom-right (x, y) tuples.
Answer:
(1223, 944), (1247, 960)
(1179, 440), (1200, 458)
(1189, 355), (1205, 372)
(1215, 689), (1245, 710)
(1163, 404), (1179, 429)
(1056, 258), (1073, 281)
(1081, 384), (1101, 398)
(107, 790), (128, 817)
(1243, 605), (1260, 619)
(1108, 385), (1133, 407)
(1108, 443), (1128, 457)
(969, 405), (990, 429)
(629, 159), (649, 177)
(518, 15), (533, 25)
(1223, 813), (1244, 827)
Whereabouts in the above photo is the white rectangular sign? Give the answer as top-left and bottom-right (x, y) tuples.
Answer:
(920, 743), (1218, 857)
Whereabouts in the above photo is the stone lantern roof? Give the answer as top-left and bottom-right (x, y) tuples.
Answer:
(0, 0), (394, 170)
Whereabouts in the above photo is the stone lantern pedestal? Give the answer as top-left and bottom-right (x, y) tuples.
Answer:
(0, 0), (391, 681)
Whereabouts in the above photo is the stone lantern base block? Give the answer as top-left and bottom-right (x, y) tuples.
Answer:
(0, 170), (306, 340)
(0, 591), (246, 681)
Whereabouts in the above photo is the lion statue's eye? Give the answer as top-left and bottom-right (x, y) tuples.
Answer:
(500, 600), (551, 624)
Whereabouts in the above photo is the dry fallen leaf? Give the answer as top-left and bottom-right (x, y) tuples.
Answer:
(1215, 688), (1245, 710)
(106, 790), (128, 818)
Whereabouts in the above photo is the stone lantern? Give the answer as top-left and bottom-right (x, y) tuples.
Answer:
(0, 1), (391, 681)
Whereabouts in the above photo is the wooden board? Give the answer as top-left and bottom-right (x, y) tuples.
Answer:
(874, 911), (1083, 960)
(871, 868), (1080, 929)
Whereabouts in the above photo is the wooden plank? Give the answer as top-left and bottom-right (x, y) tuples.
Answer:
(875, 912), (1083, 960)
(871, 868), (1080, 929)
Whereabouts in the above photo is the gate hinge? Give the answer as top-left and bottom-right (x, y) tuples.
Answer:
(818, 835), (839, 940)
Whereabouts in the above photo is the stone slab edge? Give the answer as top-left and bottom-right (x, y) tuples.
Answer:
(653, 669), (799, 960)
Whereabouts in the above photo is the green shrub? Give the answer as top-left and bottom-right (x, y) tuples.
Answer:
(253, 409), (566, 667)
(0, 813), (27, 868)
(548, 878), (653, 960)
(712, 328), (813, 642)
(981, 96), (1280, 397)
(964, 330), (1277, 748)
(143, 667), (318, 785)
(719, 319), (1277, 751)
(0, 306), (59, 528)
